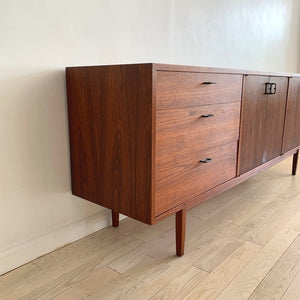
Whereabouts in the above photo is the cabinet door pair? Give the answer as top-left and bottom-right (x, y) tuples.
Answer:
(239, 76), (300, 175)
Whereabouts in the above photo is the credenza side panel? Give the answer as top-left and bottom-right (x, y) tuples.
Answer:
(283, 78), (300, 153)
(66, 64), (153, 224)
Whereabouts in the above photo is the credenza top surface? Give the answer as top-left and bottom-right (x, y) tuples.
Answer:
(66, 63), (300, 78)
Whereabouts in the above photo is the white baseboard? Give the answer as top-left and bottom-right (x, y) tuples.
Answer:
(0, 211), (126, 275)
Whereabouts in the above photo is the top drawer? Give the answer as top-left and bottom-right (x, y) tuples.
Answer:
(156, 71), (243, 110)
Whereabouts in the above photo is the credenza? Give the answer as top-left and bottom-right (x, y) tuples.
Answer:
(66, 63), (300, 256)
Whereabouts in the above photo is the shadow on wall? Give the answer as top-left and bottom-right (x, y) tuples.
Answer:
(0, 68), (71, 197)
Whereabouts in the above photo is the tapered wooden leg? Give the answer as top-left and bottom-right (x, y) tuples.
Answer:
(292, 150), (299, 176)
(176, 209), (186, 257)
(112, 210), (119, 227)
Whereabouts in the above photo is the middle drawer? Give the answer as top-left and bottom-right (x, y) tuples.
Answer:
(156, 102), (240, 169)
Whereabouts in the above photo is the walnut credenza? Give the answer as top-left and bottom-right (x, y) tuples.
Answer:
(66, 63), (300, 256)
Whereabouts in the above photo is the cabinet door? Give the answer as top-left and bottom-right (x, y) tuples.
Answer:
(238, 76), (288, 175)
(238, 76), (269, 175)
(282, 78), (300, 153)
(263, 77), (288, 161)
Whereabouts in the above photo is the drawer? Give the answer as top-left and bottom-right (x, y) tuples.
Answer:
(155, 142), (237, 216)
(156, 102), (240, 169)
(156, 71), (243, 110)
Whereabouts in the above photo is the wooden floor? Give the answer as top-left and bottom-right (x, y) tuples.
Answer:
(1, 158), (300, 300)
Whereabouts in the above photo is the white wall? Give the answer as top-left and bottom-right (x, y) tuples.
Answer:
(1, 0), (300, 274)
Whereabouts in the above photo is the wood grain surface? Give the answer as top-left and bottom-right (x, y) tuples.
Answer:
(263, 76), (288, 161)
(156, 71), (242, 109)
(66, 64), (153, 224)
(238, 75), (288, 175)
(156, 102), (240, 168)
(238, 75), (269, 175)
(155, 142), (238, 216)
(283, 78), (300, 153)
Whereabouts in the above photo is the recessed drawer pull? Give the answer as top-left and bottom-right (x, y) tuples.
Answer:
(202, 81), (216, 85)
(199, 158), (213, 163)
(200, 113), (215, 118)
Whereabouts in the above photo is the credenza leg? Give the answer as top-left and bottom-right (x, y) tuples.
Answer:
(112, 210), (119, 227)
(176, 209), (186, 257)
(292, 150), (299, 176)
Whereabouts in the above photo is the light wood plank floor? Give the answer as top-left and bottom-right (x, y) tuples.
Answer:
(1, 158), (300, 300)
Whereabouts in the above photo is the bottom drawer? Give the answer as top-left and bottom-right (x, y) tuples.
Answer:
(155, 142), (237, 216)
